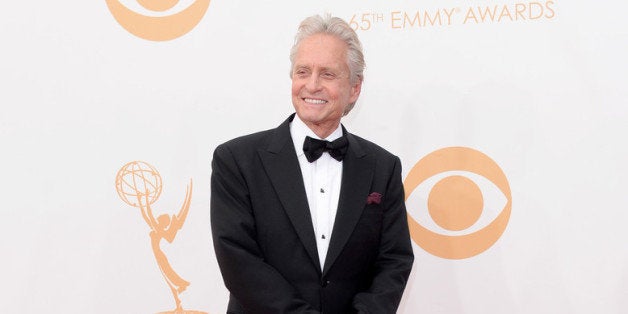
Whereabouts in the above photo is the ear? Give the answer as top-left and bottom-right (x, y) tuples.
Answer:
(349, 78), (363, 104)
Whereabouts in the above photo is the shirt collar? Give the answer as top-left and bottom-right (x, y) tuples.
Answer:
(290, 114), (343, 157)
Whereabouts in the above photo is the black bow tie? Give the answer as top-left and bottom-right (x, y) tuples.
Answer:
(303, 135), (349, 162)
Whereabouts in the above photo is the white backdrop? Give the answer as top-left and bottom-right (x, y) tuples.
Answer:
(1, 1), (627, 313)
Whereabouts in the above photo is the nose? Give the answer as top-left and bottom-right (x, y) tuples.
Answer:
(305, 73), (322, 91)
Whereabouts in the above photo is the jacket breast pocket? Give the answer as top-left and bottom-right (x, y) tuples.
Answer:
(352, 204), (384, 244)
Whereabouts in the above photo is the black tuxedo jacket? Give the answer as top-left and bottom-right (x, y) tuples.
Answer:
(211, 114), (413, 314)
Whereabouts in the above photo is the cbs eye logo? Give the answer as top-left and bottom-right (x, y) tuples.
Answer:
(105, 0), (211, 41)
(404, 147), (512, 259)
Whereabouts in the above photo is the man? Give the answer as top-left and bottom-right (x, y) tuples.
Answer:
(211, 14), (414, 314)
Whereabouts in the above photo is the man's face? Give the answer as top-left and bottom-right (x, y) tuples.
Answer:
(291, 33), (362, 137)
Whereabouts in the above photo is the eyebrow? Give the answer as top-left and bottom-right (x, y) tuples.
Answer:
(293, 65), (339, 73)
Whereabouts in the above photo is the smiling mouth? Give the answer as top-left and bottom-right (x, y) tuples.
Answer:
(303, 98), (328, 104)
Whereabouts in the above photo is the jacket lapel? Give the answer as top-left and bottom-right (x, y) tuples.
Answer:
(258, 115), (322, 272)
(323, 132), (374, 275)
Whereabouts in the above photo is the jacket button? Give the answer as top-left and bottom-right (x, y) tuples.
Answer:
(322, 280), (330, 287)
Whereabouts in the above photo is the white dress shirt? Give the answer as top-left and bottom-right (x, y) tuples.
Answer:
(290, 115), (343, 270)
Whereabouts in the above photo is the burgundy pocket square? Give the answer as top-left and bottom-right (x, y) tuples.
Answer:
(366, 192), (382, 205)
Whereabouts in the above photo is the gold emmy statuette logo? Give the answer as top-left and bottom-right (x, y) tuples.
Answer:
(106, 0), (211, 41)
(115, 161), (207, 314)
(404, 147), (512, 259)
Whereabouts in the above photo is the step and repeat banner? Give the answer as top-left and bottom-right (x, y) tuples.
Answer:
(1, 1), (627, 313)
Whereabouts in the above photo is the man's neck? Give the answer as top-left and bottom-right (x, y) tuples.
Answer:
(302, 120), (341, 140)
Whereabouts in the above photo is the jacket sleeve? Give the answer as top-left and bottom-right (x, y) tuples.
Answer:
(352, 156), (414, 314)
(211, 144), (320, 314)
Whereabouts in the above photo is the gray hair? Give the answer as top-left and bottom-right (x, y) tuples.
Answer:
(289, 14), (366, 114)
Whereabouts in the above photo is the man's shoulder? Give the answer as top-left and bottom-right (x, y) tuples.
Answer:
(216, 128), (276, 153)
(348, 132), (398, 161)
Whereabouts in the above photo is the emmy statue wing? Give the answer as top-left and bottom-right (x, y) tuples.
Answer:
(171, 179), (193, 231)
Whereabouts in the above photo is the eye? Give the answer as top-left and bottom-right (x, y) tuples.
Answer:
(407, 170), (507, 236)
(403, 147), (512, 259)
(320, 71), (336, 80)
(294, 68), (310, 78)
